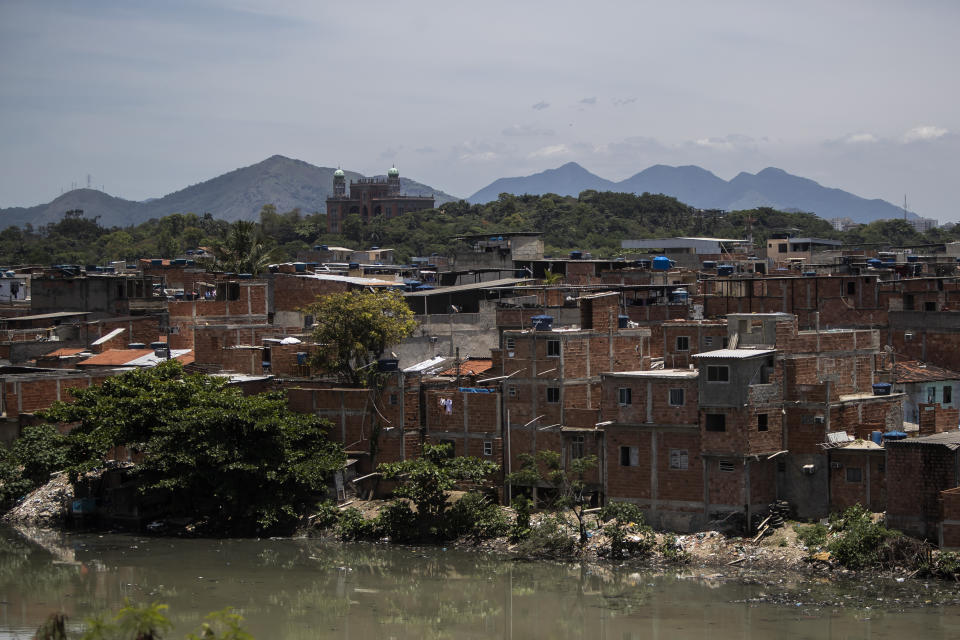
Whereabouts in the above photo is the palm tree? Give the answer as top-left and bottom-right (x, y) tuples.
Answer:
(214, 220), (276, 275)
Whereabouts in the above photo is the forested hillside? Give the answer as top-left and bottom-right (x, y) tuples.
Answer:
(0, 191), (953, 267)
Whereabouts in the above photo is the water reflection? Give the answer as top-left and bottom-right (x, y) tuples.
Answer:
(2, 526), (960, 639)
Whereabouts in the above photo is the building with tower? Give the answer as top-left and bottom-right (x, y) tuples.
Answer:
(326, 166), (435, 234)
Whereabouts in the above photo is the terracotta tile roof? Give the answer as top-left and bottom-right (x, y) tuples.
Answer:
(439, 358), (493, 377)
(77, 349), (156, 366)
(893, 361), (960, 384)
(42, 348), (86, 358)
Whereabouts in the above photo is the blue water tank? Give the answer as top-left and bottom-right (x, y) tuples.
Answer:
(907, 255), (919, 263)
(867, 258), (883, 268)
(293, 262), (306, 272)
(717, 264), (735, 276)
(238, 273), (252, 279)
(871, 431), (883, 445)
(348, 262), (360, 270)
(652, 256), (671, 271)
(803, 271), (816, 277)
(883, 430), (908, 441)
(702, 260), (717, 270)
(569, 250), (582, 260)
(151, 259), (163, 266)
(532, 315), (554, 331)
(671, 288), (690, 303)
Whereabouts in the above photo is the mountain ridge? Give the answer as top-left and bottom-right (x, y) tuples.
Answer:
(467, 162), (919, 223)
(0, 155), (459, 229)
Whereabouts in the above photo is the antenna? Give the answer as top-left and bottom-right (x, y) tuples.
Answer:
(903, 195), (907, 220)
(87, 174), (91, 189)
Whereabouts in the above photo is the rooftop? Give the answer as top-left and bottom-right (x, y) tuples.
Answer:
(894, 360), (960, 384)
(439, 358), (493, 377)
(886, 430), (960, 449)
(692, 348), (775, 359)
(605, 369), (699, 379)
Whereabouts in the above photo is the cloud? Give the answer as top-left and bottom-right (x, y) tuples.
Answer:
(690, 133), (757, 151)
(528, 144), (570, 159)
(843, 132), (878, 144)
(531, 101), (550, 111)
(903, 125), (948, 142)
(453, 140), (501, 163)
(579, 97), (596, 105)
(612, 98), (637, 106)
(378, 146), (402, 159)
(502, 124), (554, 137)
(414, 146), (436, 153)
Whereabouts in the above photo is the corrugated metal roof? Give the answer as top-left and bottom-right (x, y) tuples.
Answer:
(894, 360), (960, 384)
(886, 430), (960, 449)
(91, 327), (125, 345)
(605, 369), (698, 379)
(404, 278), (534, 296)
(692, 348), (775, 359)
(403, 355), (450, 373)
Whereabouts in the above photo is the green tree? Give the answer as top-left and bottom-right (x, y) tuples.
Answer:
(507, 450), (598, 547)
(304, 289), (417, 386)
(37, 361), (345, 535)
(214, 220), (276, 275)
(377, 443), (500, 539)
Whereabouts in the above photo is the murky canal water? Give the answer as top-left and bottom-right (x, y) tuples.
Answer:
(3, 527), (960, 639)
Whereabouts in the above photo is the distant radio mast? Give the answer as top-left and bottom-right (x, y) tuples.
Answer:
(903, 195), (908, 220)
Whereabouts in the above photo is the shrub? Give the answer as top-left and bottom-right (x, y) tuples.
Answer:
(514, 513), (577, 559)
(447, 492), (508, 542)
(510, 495), (532, 542)
(794, 522), (828, 548)
(310, 501), (341, 530)
(376, 500), (419, 543)
(659, 533), (691, 563)
(827, 505), (897, 569)
(336, 507), (378, 541)
(600, 502), (655, 560)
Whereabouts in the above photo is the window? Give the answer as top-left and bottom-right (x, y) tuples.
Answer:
(547, 340), (561, 357)
(508, 386), (517, 398)
(669, 388), (685, 406)
(618, 387), (632, 406)
(945, 386), (953, 404)
(505, 337), (516, 349)
(669, 449), (688, 470)
(925, 301), (937, 312)
(719, 460), (735, 472)
(705, 413), (726, 432)
(547, 387), (560, 404)
(675, 336), (690, 352)
(483, 441), (493, 456)
(778, 243), (787, 254)
(571, 435), (585, 459)
(928, 386), (937, 403)
(705, 336), (713, 347)
(620, 446), (639, 467)
(707, 365), (729, 382)
(846, 467), (862, 483)
(757, 413), (768, 431)
(389, 393), (399, 406)
(847, 282), (856, 296)
(722, 337), (729, 348)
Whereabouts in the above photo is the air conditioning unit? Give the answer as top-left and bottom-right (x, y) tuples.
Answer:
(813, 415), (825, 424)
(830, 462), (843, 469)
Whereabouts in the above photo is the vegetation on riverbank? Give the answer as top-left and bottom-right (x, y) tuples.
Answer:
(35, 602), (253, 640)
(0, 362), (345, 536)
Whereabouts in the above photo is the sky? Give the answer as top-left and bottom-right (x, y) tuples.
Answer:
(1, 0), (958, 221)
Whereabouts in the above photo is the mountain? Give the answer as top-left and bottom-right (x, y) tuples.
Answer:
(467, 162), (616, 204)
(0, 155), (458, 229)
(469, 163), (918, 223)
